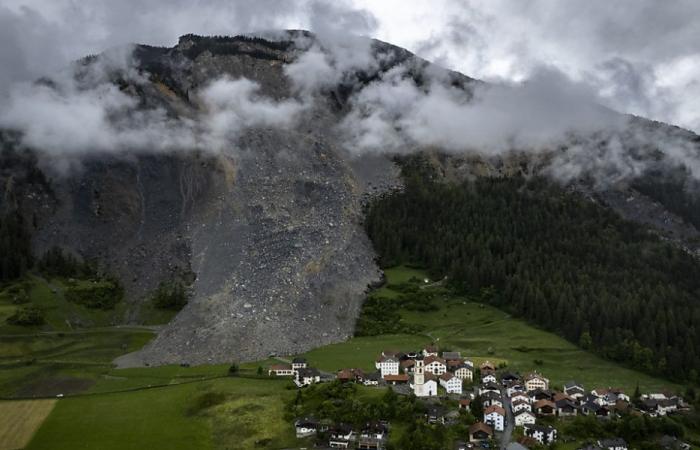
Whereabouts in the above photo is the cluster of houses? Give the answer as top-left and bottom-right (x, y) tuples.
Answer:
(294, 419), (389, 449)
(374, 345), (473, 397)
(268, 357), (322, 387)
(269, 346), (689, 449)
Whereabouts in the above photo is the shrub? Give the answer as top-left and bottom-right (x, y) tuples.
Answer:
(7, 306), (45, 326)
(65, 279), (123, 309)
(152, 281), (188, 311)
(186, 392), (227, 416)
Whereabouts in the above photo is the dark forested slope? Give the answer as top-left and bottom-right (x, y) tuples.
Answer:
(366, 157), (700, 382)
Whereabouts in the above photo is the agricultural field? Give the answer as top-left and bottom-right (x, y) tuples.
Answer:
(0, 399), (56, 450)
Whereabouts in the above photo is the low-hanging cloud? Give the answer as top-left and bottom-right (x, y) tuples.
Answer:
(0, 50), (306, 156)
(1, 0), (699, 189)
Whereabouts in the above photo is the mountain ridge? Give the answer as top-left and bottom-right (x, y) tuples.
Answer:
(1, 31), (699, 366)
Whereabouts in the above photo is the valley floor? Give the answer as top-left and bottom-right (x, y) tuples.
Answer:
(0, 266), (693, 449)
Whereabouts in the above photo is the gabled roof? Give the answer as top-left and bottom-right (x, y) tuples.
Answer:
(292, 357), (306, 364)
(553, 392), (573, 402)
(482, 391), (502, 400)
(442, 351), (462, 360)
(514, 409), (535, 418)
(376, 354), (399, 363)
(524, 423), (555, 433)
(524, 372), (549, 382)
(484, 405), (505, 416)
(298, 367), (320, 378)
(599, 437), (628, 447)
(270, 364), (292, 370)
(480, 361), (496, 370)
(424, 355), (446, 365)
(534, 399), (555, 409)
(564, 380), (583, 390)
(337, 369), (355, 380)
(482, 381), (501, 390)
(469, 422), (493, 436)
(440, 372), (455, 381)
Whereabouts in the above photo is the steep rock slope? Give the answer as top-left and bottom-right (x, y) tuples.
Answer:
(3, 32), (700, 366)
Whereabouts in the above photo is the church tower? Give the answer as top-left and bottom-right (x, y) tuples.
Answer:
(413, 355), (425, 396)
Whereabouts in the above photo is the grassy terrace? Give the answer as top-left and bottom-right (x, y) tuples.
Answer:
(0, 266), (688, 449)
(302, 266), (678, 393)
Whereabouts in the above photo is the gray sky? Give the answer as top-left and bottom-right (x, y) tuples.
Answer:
(1, 0), (698, 133)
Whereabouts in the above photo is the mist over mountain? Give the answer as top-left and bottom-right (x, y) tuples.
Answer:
(1, 30), (700, 365)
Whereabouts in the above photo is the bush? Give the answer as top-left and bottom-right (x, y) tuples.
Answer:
(64, 279), (123, 309)
(152, 281), (188, 311)
(37, 247), (95, 278)
(186, 392), (227, 416)
(7, 306), (45, 326)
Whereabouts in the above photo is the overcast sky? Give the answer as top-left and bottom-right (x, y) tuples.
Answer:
(1, 0), (699, 133)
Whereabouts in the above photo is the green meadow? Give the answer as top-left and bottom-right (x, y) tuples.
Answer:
(301, 266), (678, 393)
(0, 265), (688, 449)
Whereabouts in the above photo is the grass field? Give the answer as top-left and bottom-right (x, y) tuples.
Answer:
(0, 399), (56, 450)
(0, 265), (689, 449)
(24, 377), (297, 450)
(0, 275), (177, 335)
(302, 266), (679, 394)
(0, 329), (154, 398)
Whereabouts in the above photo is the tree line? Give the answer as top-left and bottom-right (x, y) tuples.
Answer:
(365, 157), (700, 382)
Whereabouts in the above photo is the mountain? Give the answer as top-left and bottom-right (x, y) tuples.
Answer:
(1, 31), (699, 366)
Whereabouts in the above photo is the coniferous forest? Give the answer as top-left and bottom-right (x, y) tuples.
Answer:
(0, 211), (33, 283)
(366, 158), (700, 382)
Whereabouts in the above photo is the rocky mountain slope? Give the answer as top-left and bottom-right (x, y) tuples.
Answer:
(1, 32), (699, 366)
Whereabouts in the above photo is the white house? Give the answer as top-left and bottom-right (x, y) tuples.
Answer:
(523, 424), (557, 445)
(563, 381), (585, 399)
(291, 357), (307, 370)
(439, 373), (463, 395)
(295, 418), (318, 438)
(514, 410), (536, 427)
(268, 364), (294, 376)
(454, 365), (473, 381)
(329, 425), (354, 448)
(375, 355), (400, 377)
(479, 382), (501, 396)
(424, 356), (447, 375)
(510, 392), (530, 404)
(524, 372), (549, 391)
(507, 384), (526, 397)
(484, 405), (506, 432)
(422, 345), (438, 357)
(482, 391), (504, 408)
(296, 368), (321, 387)
(482, 374), (497, 384)
(511, 399), (532, 413)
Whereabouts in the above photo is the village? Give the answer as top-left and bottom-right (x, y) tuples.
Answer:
(268, 344), (691, 450)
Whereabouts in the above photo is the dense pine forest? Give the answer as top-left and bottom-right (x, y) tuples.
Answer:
(366, 157), (700, 382)
(0, 211), (33, 282)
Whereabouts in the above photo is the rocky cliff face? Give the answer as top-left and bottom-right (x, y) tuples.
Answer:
(3, 32), (699, 366)
(1, 33), (404, 365)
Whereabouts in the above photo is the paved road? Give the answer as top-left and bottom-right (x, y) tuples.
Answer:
(500, 386), (514, 449)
